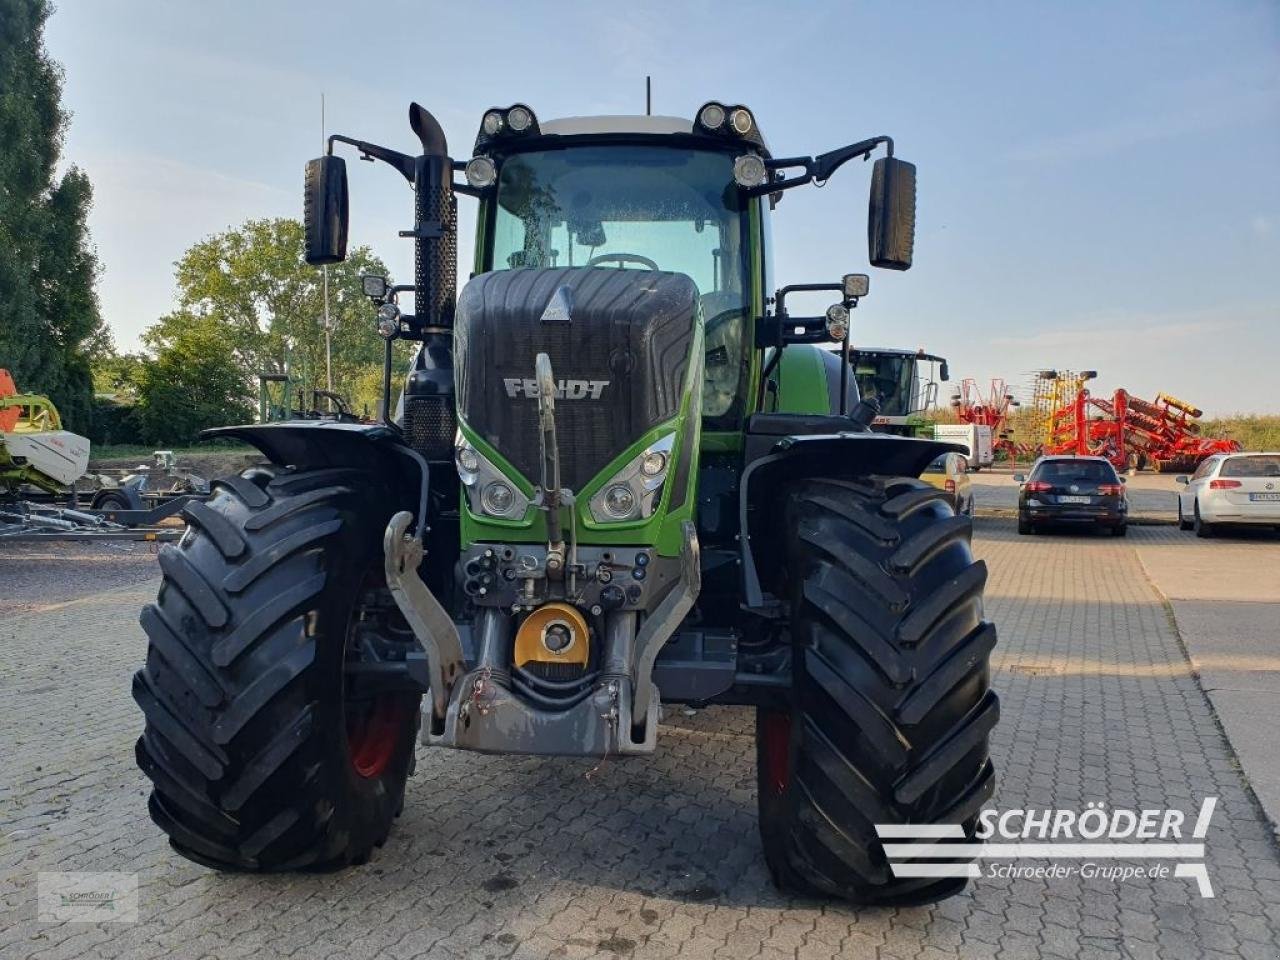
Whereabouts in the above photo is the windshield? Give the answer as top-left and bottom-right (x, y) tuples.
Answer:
(489, 145), (750, 422)
(853, 354), (916, 416)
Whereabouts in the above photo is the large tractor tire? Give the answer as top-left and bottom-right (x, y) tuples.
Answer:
(133, 465), (421, 871)
(757, 477), (998, 904)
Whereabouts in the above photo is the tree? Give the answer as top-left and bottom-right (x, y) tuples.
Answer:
(145, 218), (401, 415)
(133, 317), (255, 445)
(0, 0), (107, 430)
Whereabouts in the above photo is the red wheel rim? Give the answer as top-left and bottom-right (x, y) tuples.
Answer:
(761, 710), (793, 796)
(346, 698), (408, 779)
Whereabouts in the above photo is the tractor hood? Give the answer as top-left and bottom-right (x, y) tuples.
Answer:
(454, 267), (699, 492)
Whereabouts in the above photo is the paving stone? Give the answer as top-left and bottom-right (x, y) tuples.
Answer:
(1, 521), (1278, 958)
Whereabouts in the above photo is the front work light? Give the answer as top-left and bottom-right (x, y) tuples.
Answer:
(729, 108), (754, 135)
(842, 273), (870, 299)
(698, 103), (726, 130)
(506, 105), (534, 132)
(733, 154), (768, 188)
(465, 156), (497, 189)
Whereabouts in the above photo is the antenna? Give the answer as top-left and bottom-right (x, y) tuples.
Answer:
(646, 75), (651, 116)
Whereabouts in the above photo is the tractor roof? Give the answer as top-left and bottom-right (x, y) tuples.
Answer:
(539, 115), (693, 137)
(474, 104), (771, 156)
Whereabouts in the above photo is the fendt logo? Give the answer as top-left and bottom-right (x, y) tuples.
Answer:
(503, 378), (610, 400)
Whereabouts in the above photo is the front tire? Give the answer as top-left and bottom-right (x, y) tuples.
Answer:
(756, 477), (997, 904)
(133, 465), (421, 871)
(1178, 500), (1193, 531)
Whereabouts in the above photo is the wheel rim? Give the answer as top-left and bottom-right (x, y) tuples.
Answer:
(760, 710), (793, 796)
(346, 698), (409, 778)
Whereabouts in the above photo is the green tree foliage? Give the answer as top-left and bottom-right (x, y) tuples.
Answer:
(133, 317), (255, 445)
(144, 218), (399, 418)
(0, 0), (107, 430)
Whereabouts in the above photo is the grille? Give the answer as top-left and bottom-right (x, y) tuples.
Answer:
(404, 395), (456, 461)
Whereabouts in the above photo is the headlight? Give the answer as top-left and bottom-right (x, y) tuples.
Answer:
(482, 481), (518, 518)
(602, 484), (637, 520)
(376, 302), (401, 339)
(588, 433), (676, 524)
(825, 303), (850, 342)
(640, 451), (668, 477)
(456, 431), (531, 520)
(465, 156), (497, 189)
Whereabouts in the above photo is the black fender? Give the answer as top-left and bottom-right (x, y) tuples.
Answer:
(203, 422), (434, 535)
(738, 431), (965, 612)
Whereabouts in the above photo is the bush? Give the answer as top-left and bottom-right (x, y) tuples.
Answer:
(134, 318), (254, 445)
(87, 396), (143, 446)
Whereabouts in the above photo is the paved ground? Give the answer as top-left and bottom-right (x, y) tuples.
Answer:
(2, 522), (1280, 959)
(972, 468), (1184, 519)
(1134, 523), (1280, 840)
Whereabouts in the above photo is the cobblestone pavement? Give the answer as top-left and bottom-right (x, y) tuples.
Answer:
(2, 520), (1279, 959)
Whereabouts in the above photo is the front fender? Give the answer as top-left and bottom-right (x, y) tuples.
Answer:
(203, 422), (433, 534)
(738, 432), (965, 612)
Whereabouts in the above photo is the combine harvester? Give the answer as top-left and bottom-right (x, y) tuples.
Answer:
(1029, 369), (1238, 472)
(847, 346), (950, 436)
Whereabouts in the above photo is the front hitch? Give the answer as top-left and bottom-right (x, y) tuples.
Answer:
(383, 511), (466, 725)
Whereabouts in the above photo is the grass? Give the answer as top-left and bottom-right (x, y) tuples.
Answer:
(91, 441), (255, 461)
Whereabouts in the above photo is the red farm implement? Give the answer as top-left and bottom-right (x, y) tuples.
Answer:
(1041, 384), (1239, 472)
(950, 378), (1021, 459)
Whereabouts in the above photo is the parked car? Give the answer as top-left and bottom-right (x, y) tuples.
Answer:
(1176, 452), (1280, 537)
(1014, 455), (1128, 536)
(922, 451), (973, 514)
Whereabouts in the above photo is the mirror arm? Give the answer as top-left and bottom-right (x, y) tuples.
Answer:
(745, 136), (894, 198)
(327, 134), (415, 183)
(812, 135), (893, 182)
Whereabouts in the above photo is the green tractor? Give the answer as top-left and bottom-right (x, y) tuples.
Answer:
(849, 346), (950, 437)
(133, 100), (997, 904)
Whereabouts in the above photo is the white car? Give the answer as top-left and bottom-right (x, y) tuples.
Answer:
(1176, 452), (1280, 537)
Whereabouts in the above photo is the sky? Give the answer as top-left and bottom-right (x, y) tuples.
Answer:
(44, 0), (1280, 416)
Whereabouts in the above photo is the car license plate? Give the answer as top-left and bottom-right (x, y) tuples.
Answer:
(1249, 492), (1280, 502)
(1058, 495), (1091, 504)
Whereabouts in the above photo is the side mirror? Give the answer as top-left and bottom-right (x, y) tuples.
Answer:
(940, 361), (950, 382)
(1175, 475), (1190, 484)
(361, 274), (389, 299)
(304, 156), (349, 265)
(1012, 474), (1026, 483)
(868, 156), (916, 270)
